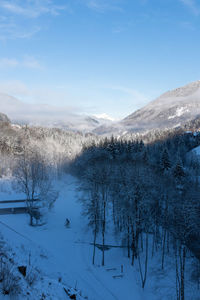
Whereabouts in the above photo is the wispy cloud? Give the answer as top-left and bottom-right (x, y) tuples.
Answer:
(22, 56), (43, 69)
(109, 85), (148, 105)
(0, 80), (76, 109)
(0, 58), (18, 68)
(0, 56), (43, 69)
(180, 0), (200, 15)
(0, 1), (66, 18)
(0, 17), (40, 40)
(84, 0), (123, 13)
(0, 1), (67, 40)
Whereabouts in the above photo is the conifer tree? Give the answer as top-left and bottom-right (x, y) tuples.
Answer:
(161, 148), (171, 172)
(173, 159), (185, 180)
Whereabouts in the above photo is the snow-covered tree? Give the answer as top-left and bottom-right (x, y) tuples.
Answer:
(14, 145), (58, 226)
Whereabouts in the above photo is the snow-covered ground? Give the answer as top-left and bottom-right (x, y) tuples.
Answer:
(0, 175), (198, 300)
(192, 145), (200, 156)
(0, 176), (141, 299)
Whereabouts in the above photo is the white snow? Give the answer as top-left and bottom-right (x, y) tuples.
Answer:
(0, 175), (197, 300)
(94, 113), (115, 122)
(0, 176), (145, 300)
(192, 145), (200, 156)
(168, 107), (189, 119)
(160, 80), (200, 99)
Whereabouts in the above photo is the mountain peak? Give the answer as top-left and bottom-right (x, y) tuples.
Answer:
(94, 113), (115, 121)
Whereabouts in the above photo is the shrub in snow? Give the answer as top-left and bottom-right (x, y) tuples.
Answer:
(0, 261), (21, 295)
(26, 266), (38, 286)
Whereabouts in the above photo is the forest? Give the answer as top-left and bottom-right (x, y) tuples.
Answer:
(0, 120), (200, 299)
(72, 131), (200, 300)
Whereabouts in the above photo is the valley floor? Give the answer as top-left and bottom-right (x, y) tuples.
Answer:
(0, 175), (198, 300)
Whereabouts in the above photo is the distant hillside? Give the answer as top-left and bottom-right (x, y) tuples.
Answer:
(94, 80), (200, 135)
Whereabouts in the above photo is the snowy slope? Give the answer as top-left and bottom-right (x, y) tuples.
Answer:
(123, 80), (200, 129)
(192, 145), (200, 156)
(94, 80), (200, 135)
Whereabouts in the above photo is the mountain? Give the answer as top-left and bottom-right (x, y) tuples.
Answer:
(123, 80), (200, 130)
(0, 93), (112, 132)
(94, 80), (200, 135)
(2, 80), (200, 135)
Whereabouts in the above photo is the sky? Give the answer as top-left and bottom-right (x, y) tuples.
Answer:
(0, 0), (200, 120)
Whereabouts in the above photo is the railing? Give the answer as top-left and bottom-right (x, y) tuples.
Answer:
(0, 199), (39, 215)
(0, 199), (39, 204)
(0, 207), (28, 215)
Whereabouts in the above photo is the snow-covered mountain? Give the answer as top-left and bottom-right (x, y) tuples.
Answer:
(2, 80), (200, 135)
(123, 80), (200, 129)
(0, 93), (112, 132)
(94, 80), (200, 135)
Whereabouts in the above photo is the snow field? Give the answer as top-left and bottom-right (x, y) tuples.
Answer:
(0, 175), (198, 300)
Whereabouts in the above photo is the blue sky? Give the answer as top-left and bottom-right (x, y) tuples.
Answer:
(0, 0), (200, 119)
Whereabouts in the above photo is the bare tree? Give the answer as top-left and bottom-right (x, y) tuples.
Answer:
(14, 145), (58, 226)
(79, 165), (101, 265)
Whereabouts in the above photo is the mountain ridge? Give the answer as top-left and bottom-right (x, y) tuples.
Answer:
(2, 80), (200, 135)
(94, 80), (200, 135)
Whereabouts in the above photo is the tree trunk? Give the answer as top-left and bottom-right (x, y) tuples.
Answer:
(92, 215), (97, 265)
(155, 224), (159, 252)
(152, 231), (155, 258)
(167, 230), (170, 254)
(140, 231), (143, 252)
(135, 226), (139, 258)
(131, 226), (135, 266)
(161, 228), (166, 269)
(112, 198), (116, 225)
(102, 201), (106, 266)
(29, 212), (33, 226)
(180, 245), (186, 300)
(175, 245), (180, 300)
(138, 232), (149, 289)
(127, 220), (130, 258)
